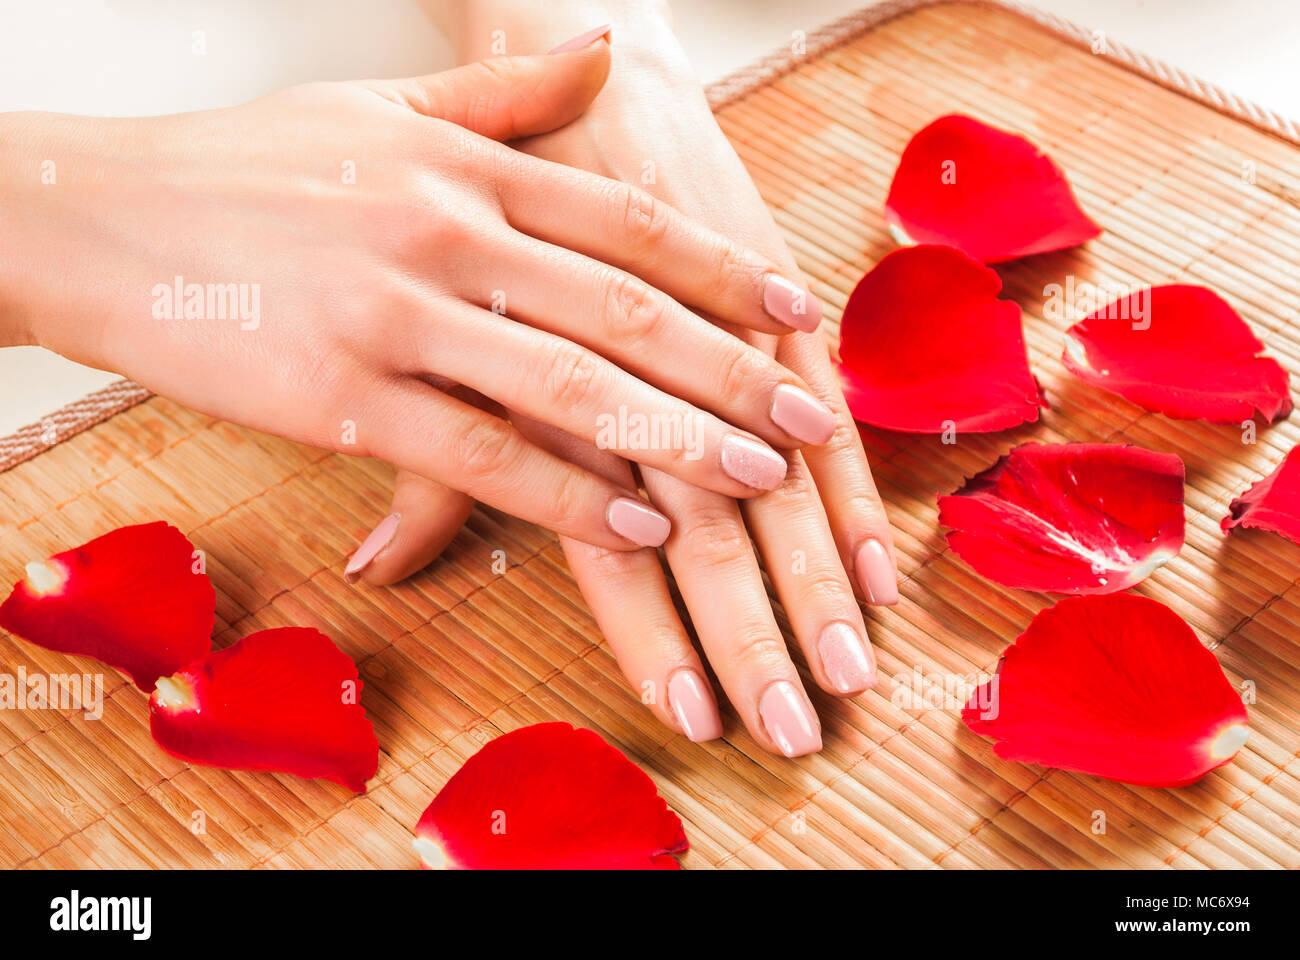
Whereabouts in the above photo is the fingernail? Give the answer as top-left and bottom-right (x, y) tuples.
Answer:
(854, 539), (899, 605)
(769, 384), (836, 445)
(763, 274), (822, 333)
(548, 24), (612, 54)
(667, 669), (723, 742)
(607, 496), (671, 547)
(345, 513), (401, 584)
(758, 681), (822, 757)
(720, 435), (787, 491)
(817, 622), (876, 694)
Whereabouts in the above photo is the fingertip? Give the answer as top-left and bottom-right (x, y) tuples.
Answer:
(757, 680), (822, 757)
(816, 622), (877, 696)
(546, 24), (612, 55)
(854, 538), (900, 606)
(348, 474), (476, 587)
(667, 668), (724, 742)
(606, 496), (671, 548)
(344, 513), (402, 585)
(539, 26), (611, 118)
(720, 434), (788, 491)
(762, 274), (823, 333)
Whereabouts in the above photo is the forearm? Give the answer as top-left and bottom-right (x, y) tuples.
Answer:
(0, 112), (46, 348)
(0, 110), (138, 365)
(0, 111), (100, 353)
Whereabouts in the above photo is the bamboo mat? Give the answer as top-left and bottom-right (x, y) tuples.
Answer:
(3, 0), (1300, 869)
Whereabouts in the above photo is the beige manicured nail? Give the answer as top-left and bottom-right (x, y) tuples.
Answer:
(345, 513), (400, 583)
(817, 622), (876, 694)
(854, 539), (899, 605)
(758, 681), (822, 757)
(720, 435), (787, 490)
(667, 669), (723, 742)
(607, 497), (671, 547)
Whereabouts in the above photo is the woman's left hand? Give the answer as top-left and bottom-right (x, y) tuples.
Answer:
(354, 13), (899, 756)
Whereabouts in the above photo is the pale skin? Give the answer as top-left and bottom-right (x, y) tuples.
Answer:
(370, 0), (902, 756)
(0, 1), (898, 758)
(0, 44), (833, 549)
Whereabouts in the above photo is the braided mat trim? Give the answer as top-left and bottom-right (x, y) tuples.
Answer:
(704, 0), (1300, 147)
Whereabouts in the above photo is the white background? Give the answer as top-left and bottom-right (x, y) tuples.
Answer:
(2, 0), (1297, 435)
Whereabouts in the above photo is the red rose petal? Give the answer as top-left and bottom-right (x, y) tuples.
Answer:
(884, 114), (1101, 263)
(413, 722), (687, 869)
(939, 443), (1185, 594)
(963, 595), (1249, 787)
(149, 627), (378, 792)
(1222, 446), (1300, 543)
(1063, 285), (1292, 423)
(0, 521), (214, 690)
(836, 244), (1043, 433)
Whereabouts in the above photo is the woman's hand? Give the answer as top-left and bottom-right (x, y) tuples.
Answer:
(369, 9), (899, 757)
(0, 41), (836, 551)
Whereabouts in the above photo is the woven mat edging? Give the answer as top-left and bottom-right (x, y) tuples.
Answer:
(0, 379), (150, 473)
(702, 0), (1300, 147)
(3, 0), (1297, 474)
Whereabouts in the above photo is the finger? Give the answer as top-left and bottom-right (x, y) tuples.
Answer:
(512, 416), (724, 742)
(416, 301), (791, 496)
(741, 453), (875, 696)
(565, 535), (724, 741)
(502, 156), (818, 334)
(476, 233), (836, 448)
(365, 378), (670, 550)
(780, 330), (900, 606)
(360, 42), (611, 141)
(345, 470), (475, 586)
(641, 468), (822, 757)
(499, 163), (821, 335)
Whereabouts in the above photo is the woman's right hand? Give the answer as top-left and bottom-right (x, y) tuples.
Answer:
(0, 39), (834, 550)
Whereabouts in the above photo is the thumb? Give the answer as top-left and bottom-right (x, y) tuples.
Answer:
(345, 470), (475, 586)
(365, 36), (610, 141)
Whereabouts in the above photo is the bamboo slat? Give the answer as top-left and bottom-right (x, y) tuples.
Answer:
(1, 1), (1298, 868)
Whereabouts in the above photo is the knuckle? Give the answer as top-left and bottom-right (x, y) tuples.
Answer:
(454, 418), (518, 480)
(603, 271), (664, 346)
(727, 629), (790, 671)
(826, 415), (864, 452)
(793, 568), (854, 610)
(422, 211), (475, 250)
(548, 466), (590, 527)
(462, 91), (499, 137)
(577, 544), (643, 581)
(539, 343), (604, 410)
(717, 343), (770, 400)
(713, 237), (758, 292)
(470, 56), (519, 87)
(839, 489), (891, 528)
(759, 461), (816, 505)
(621, 185), (671, 248)
(676, 504), (754, 570)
